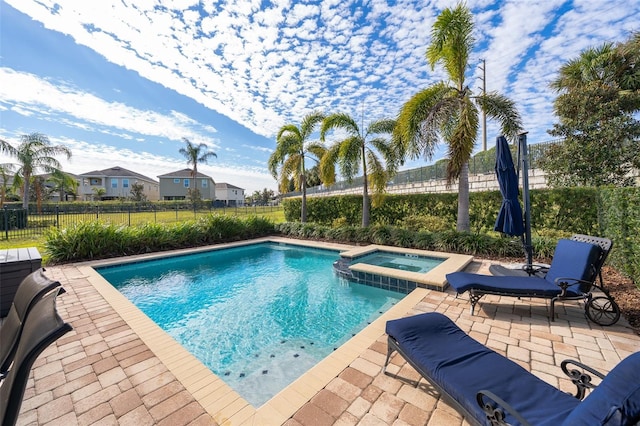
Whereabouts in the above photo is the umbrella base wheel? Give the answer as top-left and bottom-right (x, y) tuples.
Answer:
(585, 296), (621, 326)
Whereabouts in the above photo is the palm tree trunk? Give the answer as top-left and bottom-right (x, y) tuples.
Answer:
(35, 178), (43, 214)
(22, 175), (30, 210)
(300, 173), (307, 223)
(362, 180), (370, 227)
(361, 144), (370, 227)
(456, 161), (470, 232)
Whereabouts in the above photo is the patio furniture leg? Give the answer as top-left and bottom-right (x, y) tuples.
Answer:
(468, 291), (483, 315)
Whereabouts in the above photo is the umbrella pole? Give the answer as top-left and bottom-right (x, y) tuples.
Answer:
(519, 132), (533, 272)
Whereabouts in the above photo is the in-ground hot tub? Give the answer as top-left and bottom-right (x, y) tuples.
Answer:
(334, 245), (473, 292)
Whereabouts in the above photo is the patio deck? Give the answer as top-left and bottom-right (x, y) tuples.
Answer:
(13, 242), (640, 425)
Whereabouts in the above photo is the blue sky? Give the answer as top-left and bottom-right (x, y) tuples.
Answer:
(1, 0), (638, 194)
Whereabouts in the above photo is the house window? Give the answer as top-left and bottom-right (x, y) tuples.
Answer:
(202, 180), (208, 188)
(111, 179), (118, 189)
(123, 179), (129, 188)
(174, 178), (180, 183)
(184, 179), (190, 188)
(90, 178), (100, 185)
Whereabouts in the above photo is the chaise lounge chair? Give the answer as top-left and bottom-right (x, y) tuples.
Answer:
(384, 312), (640, 425)
(445, 238), (621, 325)
(489, 234), (613, 280)
(0, 287), (72, 426)
(0, 268), (62, 379)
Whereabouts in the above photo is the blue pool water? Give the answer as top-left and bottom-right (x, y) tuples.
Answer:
(354, 251), (444, 273)
(96, 243), (402, 407)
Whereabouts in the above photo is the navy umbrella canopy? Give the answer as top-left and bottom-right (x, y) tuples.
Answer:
(493, 136), (525, 236)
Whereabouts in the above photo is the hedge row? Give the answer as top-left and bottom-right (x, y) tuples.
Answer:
(283, 188), (600, 234)
(598, 187), (640, 285)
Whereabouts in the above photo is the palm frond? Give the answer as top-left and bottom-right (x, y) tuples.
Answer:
(320, 112), (359, 141)
(393, 83), (455, 161)
(476, 92), (523, 141)
(426, 3), (474, 87)
(338, 136), (362, 181)
(300, 110), (326, 140)
(369, 137), (399, 177)
(366, 119), (396, 136)
(446, 98), (478, 181)
(319, 144), (340, 186)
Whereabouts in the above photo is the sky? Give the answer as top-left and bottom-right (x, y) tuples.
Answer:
(1, 0), (638, 194)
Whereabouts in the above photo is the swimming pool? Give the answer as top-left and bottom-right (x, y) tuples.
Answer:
(96, 243), (401, 407)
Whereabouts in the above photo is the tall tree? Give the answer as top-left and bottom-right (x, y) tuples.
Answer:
(393, 3), (522, 231)
(178, 137), (217, 194)
(48, 170), (79, 202)
(0, 133), (72, 210)
(320, 113), (398, 227)
(268, 111), (326, 222)
(0, 163), (14, 208)
(542, 34), (640, 186)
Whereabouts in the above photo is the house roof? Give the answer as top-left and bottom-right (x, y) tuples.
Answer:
(157, 168), (214, 179)
(80, 166), (157, 183)
(216, 182), (244, 190)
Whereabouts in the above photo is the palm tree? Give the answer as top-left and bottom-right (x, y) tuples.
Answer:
(268, 111), (327, 222)
(179, 137), (217, 180)
(320, 113), (398, 227)
(393, 3), (522, 231)
(92, 187), (106, 201)
(48, 170), (79, 202)
(0, 133), (72, 210)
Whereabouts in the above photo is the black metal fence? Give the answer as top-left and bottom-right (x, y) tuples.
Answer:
(1, 203), (283, 241)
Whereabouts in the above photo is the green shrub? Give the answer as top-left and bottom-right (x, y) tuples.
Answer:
(599, 187), (640, 286)
(399, 214), (452, 232)
(274, 221), (558, 260)
(45, 215), (275, 263)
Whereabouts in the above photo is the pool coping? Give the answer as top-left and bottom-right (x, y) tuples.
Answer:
(77, 237), (461, 425)
(340, 244), (474, 290)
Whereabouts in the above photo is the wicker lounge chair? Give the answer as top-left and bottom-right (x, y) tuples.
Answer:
(446, 238), (620, 325)
(0, 268), (62, 378)
(384, 312), (640, 425)
(0, 287), (72, 426)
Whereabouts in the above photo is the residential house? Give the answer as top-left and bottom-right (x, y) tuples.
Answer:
(79, 166), (159, 201)
(158, 169), (215, 201)
(215, 182), (245, 207)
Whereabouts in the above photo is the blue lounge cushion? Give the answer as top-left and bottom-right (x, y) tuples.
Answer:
(561, 352), (640, 425)
(386, 312), (580, 425)
(544, 239), (602, 289)
(446, 272), (569, 296)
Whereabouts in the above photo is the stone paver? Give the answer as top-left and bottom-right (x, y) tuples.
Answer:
(12, 256), (640, 425)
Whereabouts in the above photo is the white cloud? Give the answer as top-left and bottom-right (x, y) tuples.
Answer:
(3, 0), (639, 177)
(0, 68), (218, 144)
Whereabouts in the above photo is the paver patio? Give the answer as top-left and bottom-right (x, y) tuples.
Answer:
(13, 243), (640, 425)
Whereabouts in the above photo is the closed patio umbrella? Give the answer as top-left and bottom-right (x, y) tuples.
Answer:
(493, 135), (524, 236)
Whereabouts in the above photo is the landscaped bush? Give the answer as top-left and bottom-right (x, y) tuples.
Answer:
(599, 187), (640, 286)
(274, 222), (539, 258)
(45, 215), (275, 263)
